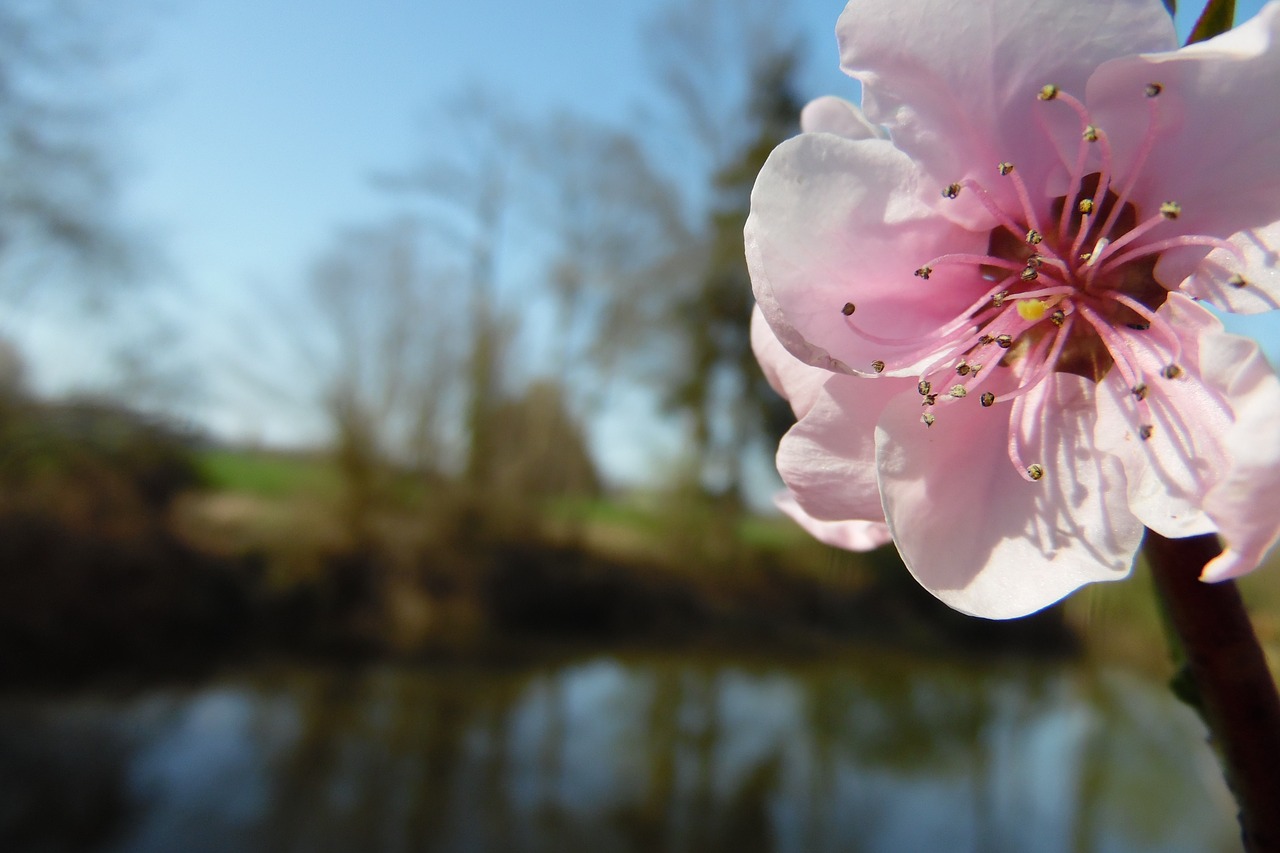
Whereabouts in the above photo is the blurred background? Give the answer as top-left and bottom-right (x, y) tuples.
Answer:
(0, 0), (1275, 850)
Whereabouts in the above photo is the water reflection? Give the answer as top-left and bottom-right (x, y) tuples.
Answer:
(0, 654), (1237, 852)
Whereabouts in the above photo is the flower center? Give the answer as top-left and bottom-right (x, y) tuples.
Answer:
(841, 82), (1240, 481)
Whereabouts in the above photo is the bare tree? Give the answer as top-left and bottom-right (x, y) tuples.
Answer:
(377, 89), (528, 492)
(0, 0), (139, 297)
(306, 219), (462, 539)
(637, 0), (805, 500)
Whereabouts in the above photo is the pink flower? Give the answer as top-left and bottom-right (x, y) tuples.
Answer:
(749, 0), (1280, 617)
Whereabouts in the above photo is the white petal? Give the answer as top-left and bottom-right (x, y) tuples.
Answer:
(876, 374), (1142, 619)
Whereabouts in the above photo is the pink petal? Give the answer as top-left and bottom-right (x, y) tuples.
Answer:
(746, 134), (988, 377)
(1092, 295), (1226, 538)
(1198, 327), (1280, 581)
(837, 0), (1175, 227)
(750, 304), (828, 419)
(777, 373), (908, 524)
(875, 374), (1142, 619)
(799, 96), (886, 140)
(1086, 3), (1280, 287)
(774, 490), (892, 551)
(1181, 223), (1280, 314)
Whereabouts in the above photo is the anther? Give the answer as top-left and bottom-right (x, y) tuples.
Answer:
(914, 266), (932, 280)
(1126, 322), (1150, 331)
(949, 385), (967, 398)
(992, 290), (1009, 307)
(1078, 199), (1094, 215)
(1132, 383), (1148, 401)
(1139, 424), (1154, 441)
(1050, 309), (1066, 327)
(996, 334), (1014, 349)
(1229, 273), (1248, 288)
(871, 360), (885, 373)
(1162, 364), (1183, 379)
(1144, 83), (1163, 98)
(942, 183), (961, 199)
(978, 334), (994, 345)
(980, 391), (996, 407)
(1019, 267), (1038, 282)
(1026, 229), (1043, 245)
(997, 162), (1014, 176)
(1038, 84), (1059, 101)
(1026, 254), (1043, 268)
(921, 394), (937, 406)
(1159, 201), (1182, 220)
(1027, 464), (1045, 481)
(918, 380), (932, 397)
(841, 302), (856, 316)
(921, 413), (936, 428)
(955, 361), (971, 376)
(1083, 125), (1099, 142)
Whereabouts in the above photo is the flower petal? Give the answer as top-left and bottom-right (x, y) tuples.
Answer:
(750, 304), (828, 419)
(837, 0), (1176, 225)
(1198, 327), (1280, 581)
(799, 96), (886, 140)
(774, 489), (892, 551)
(747, 134), (987, 376)
(1086, 3), (1280, 288)
(1093, 296), (1227, 538)
(1181, 222), (1280, 314)
(875, 374), (1142, 619)
(777, 373), (909, 523)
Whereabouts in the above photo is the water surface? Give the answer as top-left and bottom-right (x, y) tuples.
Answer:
(0, 653), (1237, 852)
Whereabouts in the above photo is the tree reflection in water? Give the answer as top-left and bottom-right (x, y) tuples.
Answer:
(0, 654), (1237, 853)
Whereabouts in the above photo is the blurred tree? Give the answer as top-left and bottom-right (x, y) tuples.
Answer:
(640, 0), (804, 501)
(0, 0), (137, 297)
(377, 89), (522, 494)
(528, 114), (690, 416)
(306, 220), (461, 541)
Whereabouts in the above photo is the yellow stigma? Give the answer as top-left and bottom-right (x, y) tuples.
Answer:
(1016, 298), (1048, 322)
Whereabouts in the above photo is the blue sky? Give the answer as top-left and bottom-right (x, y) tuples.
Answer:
(8, 0), (1277, 485)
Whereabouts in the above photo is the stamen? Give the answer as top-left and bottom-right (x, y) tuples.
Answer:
(949, 385), (967, 398)
(841, 302), (856, 315)
(918, 380), (932, 396)
(1139, 424), (1154, 440)
(942, 183), (961, 199)
(998, 162), (1044, 236)
(914, 266), (932, 280)
(1144, 83), (1162, 98)
(921, 412), (936, 427)
(1085, 209), (1178, 283)
(1038, 84), (1059, 101)
(1026, 464), (1045, 481)
(1097, 93), (1161, 239)
(918, 253), (1026, 273)
(960, 179), (1059, 257)
(1098, 291), (1182, 365)
(871, 360), (885, 373)
(980, 391), (996, 407)
(1098, 234), (1238, 275)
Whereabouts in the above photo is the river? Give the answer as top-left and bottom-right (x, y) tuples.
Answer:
(0, 651), (1237, 852)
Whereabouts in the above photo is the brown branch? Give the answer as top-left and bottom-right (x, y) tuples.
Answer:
(1145, 530), (1280, 853)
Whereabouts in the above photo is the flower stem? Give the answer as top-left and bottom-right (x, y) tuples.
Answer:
(1145, 530), (1280, 853)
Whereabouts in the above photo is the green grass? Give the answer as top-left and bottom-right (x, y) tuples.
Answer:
(196, 448), (342, 500)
